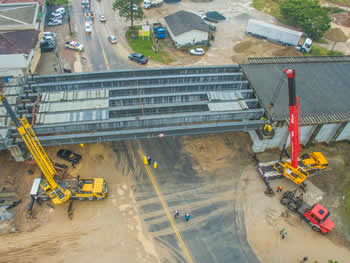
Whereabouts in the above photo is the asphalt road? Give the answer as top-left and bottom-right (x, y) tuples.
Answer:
(112, 137), (260, 263)
(71, 0), (131, 71)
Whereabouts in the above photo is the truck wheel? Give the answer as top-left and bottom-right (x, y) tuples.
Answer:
(312, 226), (320, 232)
(280, 198), (289, 206)
(287, 203), (297, 212)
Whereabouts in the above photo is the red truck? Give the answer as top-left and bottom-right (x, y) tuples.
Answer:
(280, 189), (334, 234)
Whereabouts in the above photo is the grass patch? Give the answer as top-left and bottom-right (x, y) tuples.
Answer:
(252, 0), (282, 19)
(125, 26), (174, 64)
(308, 44), (344, 56)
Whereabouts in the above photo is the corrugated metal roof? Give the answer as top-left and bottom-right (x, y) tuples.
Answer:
(38, 99), (109, 113)
(36, 109), (109, 124)
(207, 91), (244, 101)
(208, 101), (248, 111)
(41, 89), (108, 102)
(240, 59), (350, 124)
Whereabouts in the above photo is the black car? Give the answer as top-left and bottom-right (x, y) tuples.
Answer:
(128, 53), (148, 64)
(57, 149), (82, 165)
(40, 40), (55, 52)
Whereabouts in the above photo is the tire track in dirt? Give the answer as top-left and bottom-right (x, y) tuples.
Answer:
(0, 231), (86, 263)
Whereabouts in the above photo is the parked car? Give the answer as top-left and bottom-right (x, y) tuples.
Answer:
(64, 41), (84, 51)
(40, 40), (55, 52)
(99, 14), (106, 22)
(81, 0), (89, 8)
(190, 48), (205, 56)
(128, 53), (148, 64)
(108, 35), (117, 44)
(48, 20), (63, 26)
(85, 23), (92, 33)
(132, 3), (138, 11)
(53, 7), (65, 15)
(43, 32), (56, 39)
(51, 12), (63, 19)
(57, 149), (82, 165)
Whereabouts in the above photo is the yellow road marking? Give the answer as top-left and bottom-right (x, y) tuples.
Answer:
(95, 27), (110, 70)
(138, 150), (194, 263)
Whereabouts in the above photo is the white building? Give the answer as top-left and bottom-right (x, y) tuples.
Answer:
(164, 10), (210, 47)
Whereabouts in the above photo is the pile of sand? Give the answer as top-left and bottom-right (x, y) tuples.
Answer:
(233, 40), (254, 53)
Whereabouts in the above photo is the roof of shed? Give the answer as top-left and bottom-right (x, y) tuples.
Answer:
(164, 10), (210, 36)
(241, 56), (350, 124)
(0, 30), (39, 55)
(0, 2), (37, 26)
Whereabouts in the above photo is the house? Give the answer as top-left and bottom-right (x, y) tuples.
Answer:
(164, 10), (210, 47)
(0, 30), (40, 76)
(0, 2), (44, 77)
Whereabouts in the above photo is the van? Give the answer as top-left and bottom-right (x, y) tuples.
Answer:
(85, 23), (92, 33)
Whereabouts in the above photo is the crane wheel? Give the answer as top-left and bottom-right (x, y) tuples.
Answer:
(312, 226), (320, 232)
(287, 203), (297, 212)
(280, 198), (289, 206)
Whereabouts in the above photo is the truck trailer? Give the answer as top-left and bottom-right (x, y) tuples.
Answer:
(246, 19), (312, 53)
(143, 0), (163, 9)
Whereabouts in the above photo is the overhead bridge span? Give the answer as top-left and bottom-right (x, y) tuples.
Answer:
(0, 65), (266, 160)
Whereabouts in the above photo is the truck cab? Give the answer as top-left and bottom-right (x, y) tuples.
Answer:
(301, 152), (328, 173)
(296, 38), (312, 53)
(304, 203), (334, 233)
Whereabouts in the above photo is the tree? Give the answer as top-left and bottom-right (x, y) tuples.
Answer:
(279, 0), (331, 41)
(112, 0), (144, 28)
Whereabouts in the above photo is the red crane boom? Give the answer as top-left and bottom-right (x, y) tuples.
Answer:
(284, 69), (300, 168)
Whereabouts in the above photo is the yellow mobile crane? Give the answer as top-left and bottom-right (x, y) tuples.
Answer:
(0, 95), (107, 206)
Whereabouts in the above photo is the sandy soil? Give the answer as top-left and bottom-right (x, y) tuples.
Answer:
(0, 143), (159, 263)
(183, 133), (350, 263)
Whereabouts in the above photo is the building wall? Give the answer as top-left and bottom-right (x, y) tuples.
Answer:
(250, 122), (350, 152)
(336, 123), (350, 141)
(168, 29), (208, 47)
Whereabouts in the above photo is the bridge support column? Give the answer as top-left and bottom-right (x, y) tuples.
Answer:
(8, 145), (25, 162)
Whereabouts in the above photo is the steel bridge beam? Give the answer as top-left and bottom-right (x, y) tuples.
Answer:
(29, 120), (267, 146)
(16, 109), (265, 135)
(32, 65), (242, 83)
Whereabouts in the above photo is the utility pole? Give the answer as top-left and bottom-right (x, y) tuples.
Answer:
(54, 45), (63, 73)
(67, 5), (72, 35)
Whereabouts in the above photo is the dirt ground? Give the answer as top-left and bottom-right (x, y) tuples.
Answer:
(1, 135), (350, 262)
(0, 144), (159, 263)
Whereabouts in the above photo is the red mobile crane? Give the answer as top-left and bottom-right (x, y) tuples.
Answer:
(257, 69), (328, 188)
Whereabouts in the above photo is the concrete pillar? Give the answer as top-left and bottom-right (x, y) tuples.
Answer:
(7, 144), (25, 162)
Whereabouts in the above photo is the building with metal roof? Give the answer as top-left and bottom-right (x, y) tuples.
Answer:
(241, 56), (350, 152)
(164, 10), (210, 47)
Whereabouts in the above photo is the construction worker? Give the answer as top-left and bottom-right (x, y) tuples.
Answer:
(147, 156), (152, 165)
(280, 227), (286, 235)
(276, 186), (283, 192)
(174, 210), (179, 218)
(153, 161), (158, 169)
(300, 257), (308, 263)
(281, 231), (287, 239)
(185, 213), (190, 222)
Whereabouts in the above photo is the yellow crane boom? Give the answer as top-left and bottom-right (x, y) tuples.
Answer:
(1, 95), (71, 205)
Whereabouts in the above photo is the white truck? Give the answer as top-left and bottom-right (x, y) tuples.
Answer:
(143, 0), (163, 9)
(246, 19), (312, 53)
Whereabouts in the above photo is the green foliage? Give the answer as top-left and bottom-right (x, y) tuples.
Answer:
(279, 0), (331, 41)
(328, 260), (339, 263)
(53, 0), (68, 6)
(112, 0), (144, 27)
(252, 0), (282, 18)
(125, 27), (174, 64)
(308, 45), (344, 56)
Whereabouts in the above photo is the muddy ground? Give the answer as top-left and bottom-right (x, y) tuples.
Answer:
(0, 134), (349, 262)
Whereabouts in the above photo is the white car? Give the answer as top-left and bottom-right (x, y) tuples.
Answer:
(132, 4), (137, 11)
(108, 35), (117, 44)
(43, 32), (56, 38)
(53, 7), (65, 15)
(65, 41), (84, 51)
(85, 23), (92, 33)
(190, 48), (205, 56)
